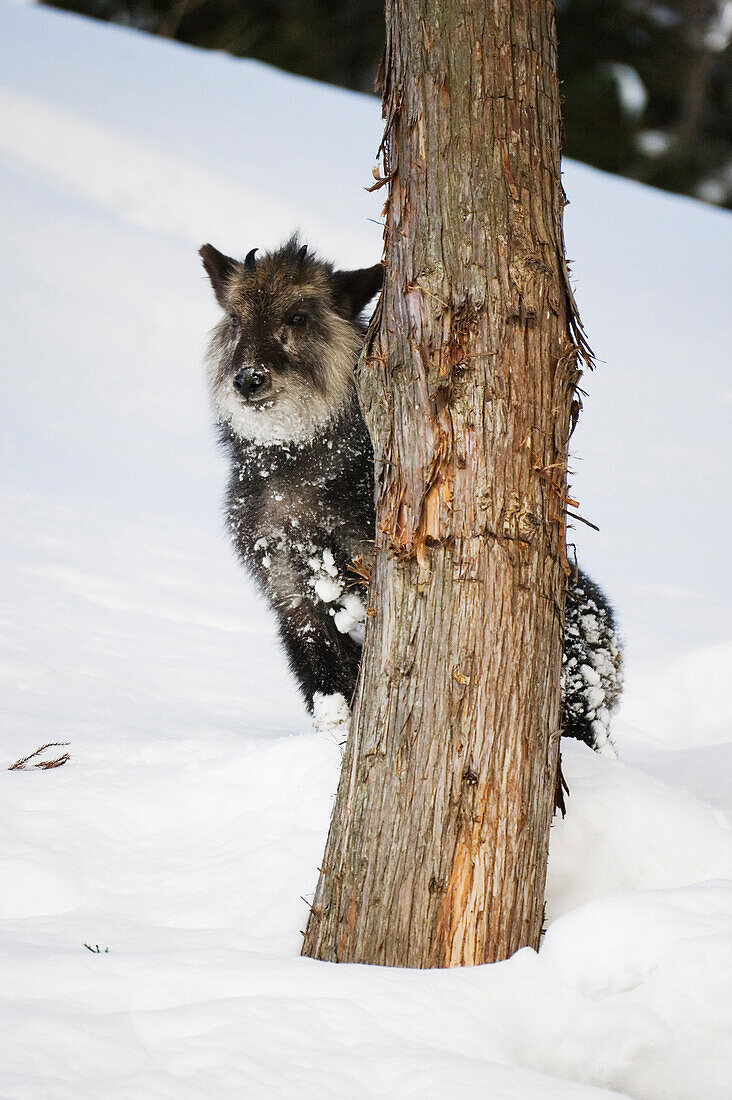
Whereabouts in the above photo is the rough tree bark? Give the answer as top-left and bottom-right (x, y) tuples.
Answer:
(302, 0), (590, 967)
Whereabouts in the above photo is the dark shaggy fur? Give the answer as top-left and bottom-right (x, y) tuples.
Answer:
(200, 237), (622, 752)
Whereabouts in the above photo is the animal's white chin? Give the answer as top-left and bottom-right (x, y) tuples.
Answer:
(214, 385), (337, 446)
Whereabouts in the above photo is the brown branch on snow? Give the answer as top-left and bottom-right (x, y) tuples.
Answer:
(9, 742), (71, 771)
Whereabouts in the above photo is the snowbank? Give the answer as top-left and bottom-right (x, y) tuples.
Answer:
(1, 2), (730, 1097)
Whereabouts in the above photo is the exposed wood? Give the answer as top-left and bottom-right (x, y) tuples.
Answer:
(303, 0), (585, 967)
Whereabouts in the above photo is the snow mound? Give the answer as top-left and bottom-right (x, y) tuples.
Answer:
(0, 1), (731, 1097)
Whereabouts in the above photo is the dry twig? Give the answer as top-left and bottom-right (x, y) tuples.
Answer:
(9, 742), (71, 771)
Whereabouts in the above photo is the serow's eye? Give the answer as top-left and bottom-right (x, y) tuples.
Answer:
(288, 313), (307, 328)
(230, 314), (240, 334)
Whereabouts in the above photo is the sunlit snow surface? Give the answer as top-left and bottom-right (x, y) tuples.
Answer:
(1, 3), (731, 1098)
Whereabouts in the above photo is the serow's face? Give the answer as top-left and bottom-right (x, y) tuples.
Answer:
(200, 240), (382, 445)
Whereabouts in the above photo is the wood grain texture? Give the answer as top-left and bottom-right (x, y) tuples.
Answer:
(302, 0), (584, 967)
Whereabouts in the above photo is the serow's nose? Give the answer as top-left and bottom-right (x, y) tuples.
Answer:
(233, 368), (269, 401)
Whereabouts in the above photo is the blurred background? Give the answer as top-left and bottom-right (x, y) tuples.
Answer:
(42, 0), (732, 209)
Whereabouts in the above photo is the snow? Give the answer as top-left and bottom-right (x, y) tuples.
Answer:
(312, 692), (351, 741)
(0, 2), (731, 1097)
(313, 575), (343, 603)
(334, 592), (367, 644)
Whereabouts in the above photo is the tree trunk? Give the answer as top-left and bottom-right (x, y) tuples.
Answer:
(303, 0), (588, 967)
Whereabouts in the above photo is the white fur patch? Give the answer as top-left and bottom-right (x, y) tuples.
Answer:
(213, 376), (341, 445)
(207, 312), (361, 445)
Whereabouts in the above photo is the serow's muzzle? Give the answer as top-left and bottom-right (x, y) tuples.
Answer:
(234, 368), (270, 402)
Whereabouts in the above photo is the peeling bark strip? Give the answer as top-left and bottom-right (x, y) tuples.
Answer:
(303, 0), (586, 967)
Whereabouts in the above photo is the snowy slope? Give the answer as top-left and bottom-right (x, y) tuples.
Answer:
(1, 3), (731, 1098)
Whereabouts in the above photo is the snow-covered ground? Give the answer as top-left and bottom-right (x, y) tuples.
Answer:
(1, 3), (731, 1097)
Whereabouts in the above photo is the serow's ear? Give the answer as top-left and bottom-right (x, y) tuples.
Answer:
(332, 263), (383, 319)
(199, 243), (238, 309)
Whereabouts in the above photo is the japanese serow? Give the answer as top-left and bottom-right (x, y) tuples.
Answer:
(200, 236), (622, 751)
